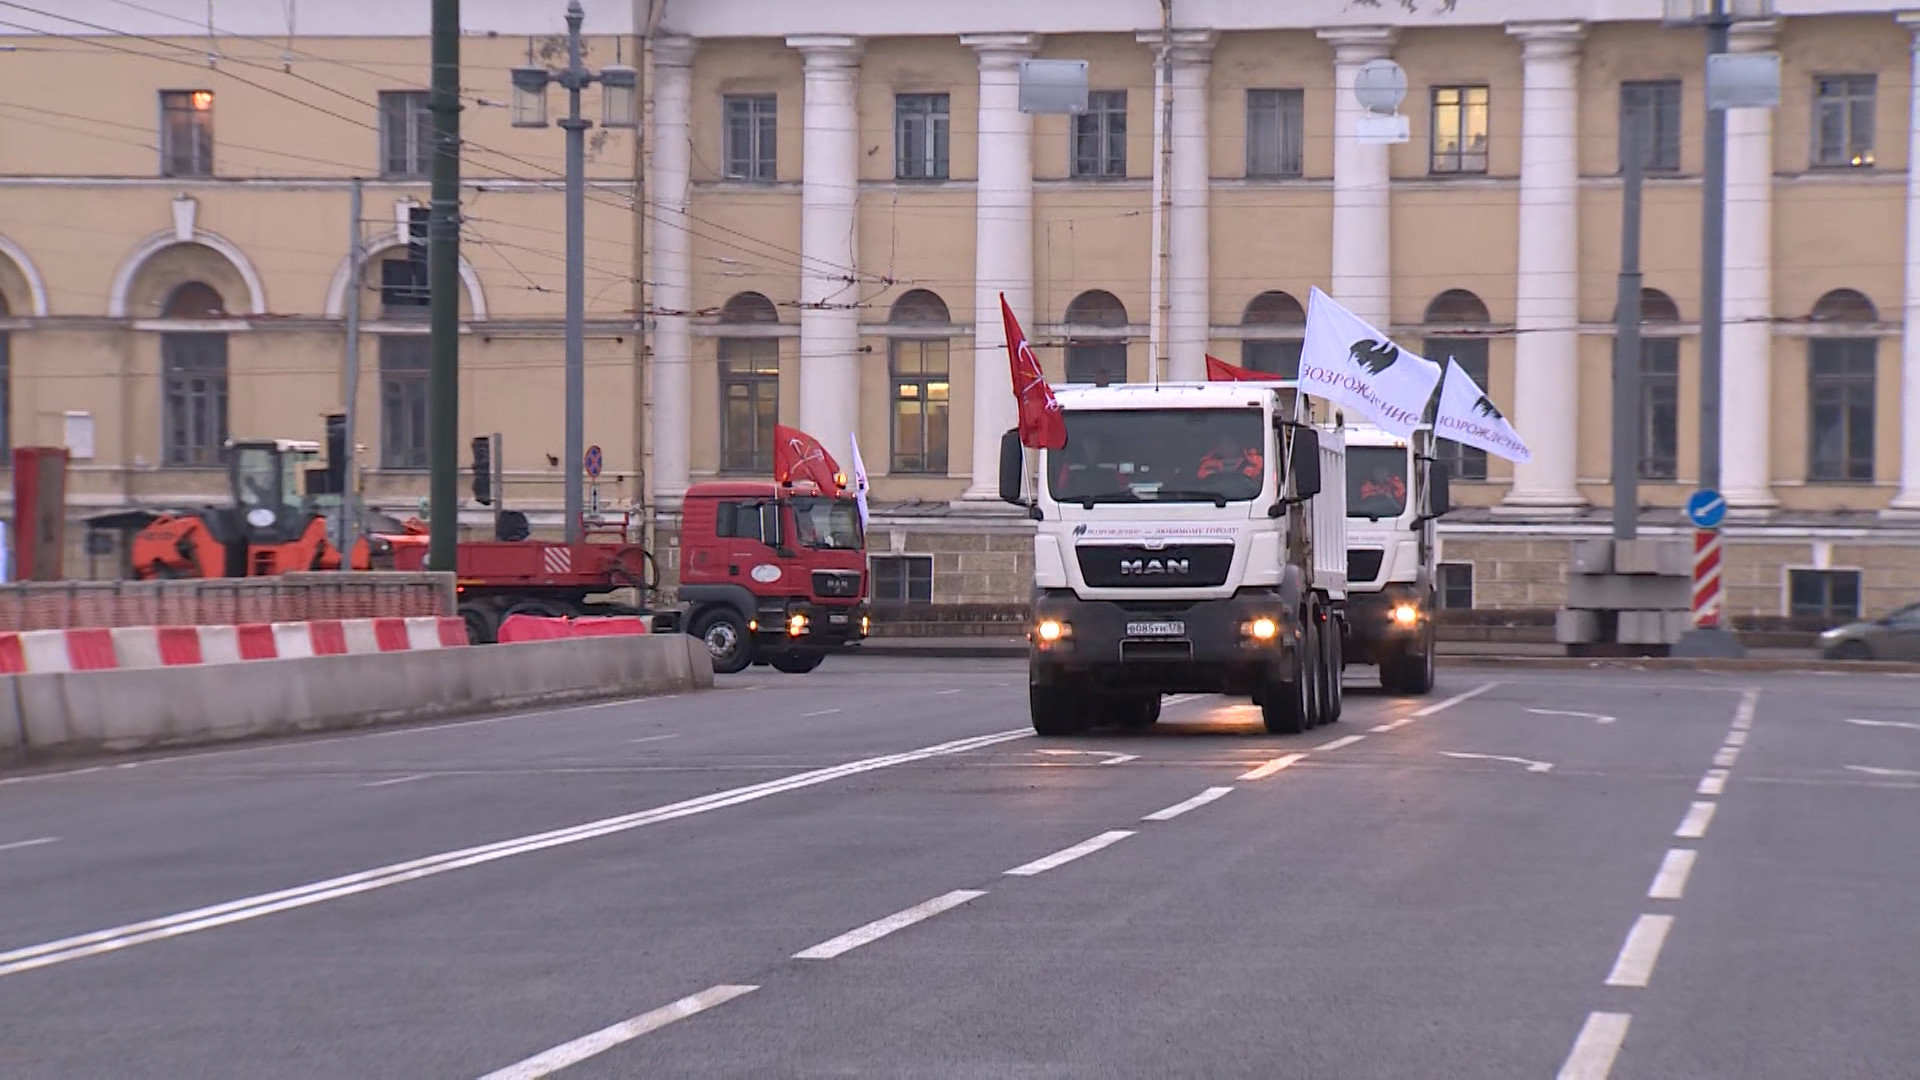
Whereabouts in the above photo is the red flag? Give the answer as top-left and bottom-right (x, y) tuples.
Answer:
(1001, 293), (1066, 450)
(773, 424), (842, 493)
(1205, 354), (1283, 382)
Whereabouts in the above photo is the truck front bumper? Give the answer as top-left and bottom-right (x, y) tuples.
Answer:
(753, 602), (870, 651)
(1343, 587), (1427, 665)
(1028, 589), (1302, 696)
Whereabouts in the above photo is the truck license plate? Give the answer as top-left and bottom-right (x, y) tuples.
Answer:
(828, 613), (848, 625)
(1126, 620), (1185, 637)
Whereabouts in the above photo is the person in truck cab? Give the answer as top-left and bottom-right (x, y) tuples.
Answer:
(1197, 434), (1263, 483)
(1359, 464), (1406, 504)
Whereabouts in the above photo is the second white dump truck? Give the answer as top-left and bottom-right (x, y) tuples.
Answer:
(1339, 422), (1452, 695)
(998, 381), (1349, 736)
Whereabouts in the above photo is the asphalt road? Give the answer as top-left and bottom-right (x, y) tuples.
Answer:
(1, 657), (1916, 1079)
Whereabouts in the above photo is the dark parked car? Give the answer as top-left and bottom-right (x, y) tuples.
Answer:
(1818, 602), (1920, 661)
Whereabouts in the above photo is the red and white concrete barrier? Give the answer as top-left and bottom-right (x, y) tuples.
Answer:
(0, 616), (466, 675)
(1692, 529), (1723, 629)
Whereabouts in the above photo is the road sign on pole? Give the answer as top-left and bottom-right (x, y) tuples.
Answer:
(583, 444), (602, 479)
(1685, 488), (1727, 530)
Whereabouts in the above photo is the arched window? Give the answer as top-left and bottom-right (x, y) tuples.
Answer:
(1241, 291), (1305, 378)
(719, 291), (780, 473)
(888, 290), (952, 473)
(159, 280), (229, 467)
(1423, 290), (1491, 481)
(162, 280), (226, 318)
(1639, 288), (1681, 324)
(1808, 288), (1879, 483)
(1063, 290), (1128, 385)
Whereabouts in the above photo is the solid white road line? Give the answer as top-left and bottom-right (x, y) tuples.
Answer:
(1100, 754), (1139, 766)
(476, 985), (757, 1080)
(1724, 729), (1749, 747)
(1674, 801), (1717, 840)
(801, 708), (843, 718)
(1712, 746), (1741, 768)
(1843, 716), (1920, 733)
(1557, 1011), (1633, 1080)
(1005, 830), (1134, 877)
(1647, 849), (1698, 901)
(0, 728), (1030, 980)
(1142, 787), (1235, 822)
(0, 837), (58, 854)
(1845, 764), (1920, 779)
(793, 890), (986, 960)
(1605, 914), (1675, 988)
(1697, 769), (1729, 796)
(1315, 734), (1366, 752)
(1162, 693), (1207, 707)
(628, 734), (679, 745)
(363, 774), (427, 788)
(1239, 752), (1306, 781)
(1730, 689), (1759, 731)
(1369, 681), (1499, 733)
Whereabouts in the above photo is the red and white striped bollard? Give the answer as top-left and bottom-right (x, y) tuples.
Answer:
(1692, 528), (1723, 629)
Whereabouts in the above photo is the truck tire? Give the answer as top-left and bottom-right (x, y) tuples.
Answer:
(1114, 693), (1160, 730)
(693, 609), (753, 675)
(458, 601), (498, 645)
(1323, 621), (1344, 723)
(1260, 619), (1312, 736)
(1030, 684), (1086, 737)
(770, 652), (825, 674)
(1383, 626), (1436, 696)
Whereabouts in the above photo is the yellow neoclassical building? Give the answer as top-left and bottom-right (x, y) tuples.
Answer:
(3, 0), (1920, 625)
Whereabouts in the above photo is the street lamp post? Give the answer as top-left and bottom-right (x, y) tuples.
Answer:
(511, 1), (638, 545)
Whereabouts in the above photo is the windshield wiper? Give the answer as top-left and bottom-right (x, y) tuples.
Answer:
(1071, 491), (1142, 509)
(1147, 488), (1233, 508)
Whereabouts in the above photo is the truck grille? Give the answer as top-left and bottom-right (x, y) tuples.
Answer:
(1076, 544), (1233, 589)
(811, 570), (862, 598)
(1348, 549), (1385, 583)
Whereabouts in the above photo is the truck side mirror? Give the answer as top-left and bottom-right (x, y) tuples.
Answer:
(1290, 428), (1322, 501)
(998, 429), (1026, 506)
(1428, 461), (1452, 518)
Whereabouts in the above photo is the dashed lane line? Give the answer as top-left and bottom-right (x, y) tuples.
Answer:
(476, 984), (758, 1080)
(1557, 1012), (1633, 1080)
(1697, 769), (1729, 796)
(1314, 734), (1366, 752)
(0, 837), (58, 855)
(362, 774), (428, 789)
(1605, 913), (1675, 988)
(1142, 787), (1235, 822)
(1724, 729), (1748, 747)
(1369, 681), (1500, 732)
(1646, 849), (1698, 901)
(794, 890), (987, 960)
(1712, 746), (1741, 768)
(1005, 830), (1134, 877)
(1674, 801), (1717, 840)
(1239, 753), (1306, 781)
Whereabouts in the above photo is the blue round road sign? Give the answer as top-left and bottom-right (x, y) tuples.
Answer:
(584, 444), (602, 479)
(1685, 488), (1726, 530)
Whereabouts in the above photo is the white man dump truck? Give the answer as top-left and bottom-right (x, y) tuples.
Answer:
(997, 381), (1349, 737)
(1339, 423), (1452, 695)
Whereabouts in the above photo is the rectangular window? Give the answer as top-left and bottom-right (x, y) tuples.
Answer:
(1808, 338), (1876, 482)
(1437, 562), (1474, 610)
(889, 338), (950, 473)
(1426, 337), (1489, 481)
(869, 554), (934, 606)
(379, 91), (433, 179)
(1640, 337), (1680, 481)
(379, 335), (431, 470)
(159, 90), (214, 178)
(1430, 86), (1489, 175)
(1246, 89), (1305, 178)
(719, 338), (779, 473)
(722, 94), (778, 182)
(1241, 340), (1302, 379)
(1619, 80), (1683, 173)
(894, 93), (950, 180)
(1788, 568), (1861, 624)
(1072, 90), (1128, 179)
(161, 332), (228, 467)
(1812, 74), (1876, 168)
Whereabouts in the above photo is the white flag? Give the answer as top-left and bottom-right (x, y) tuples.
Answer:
(848, 432), (871, 529)
(1435, 357), (1531, 464)
(1298, 286), (1443, 439)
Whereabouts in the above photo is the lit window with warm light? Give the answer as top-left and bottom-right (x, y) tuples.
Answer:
(159, 90), (215, 178)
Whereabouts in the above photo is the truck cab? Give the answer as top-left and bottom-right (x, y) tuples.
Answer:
(1340, 423), (1451, 694)
(1001, 382), (1349, 737)
(678, 481), (870, 675)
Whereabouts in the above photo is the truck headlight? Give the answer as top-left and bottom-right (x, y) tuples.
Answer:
(788, 613), (809, 636)
(1035, 619), (1067, 643)
(1391, 603), (1420, 627)
(1246, 616), (1279, 641)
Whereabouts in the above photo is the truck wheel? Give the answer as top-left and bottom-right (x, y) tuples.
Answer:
(1030, 684), (1086, 737)
(770, 652), (824, 674)
(1323, 623), (1344, 723)
(1260, 622), (1312, 736)
(458, 602), (498, 645)
(693, 610), (753, 675)
(1114, 694), (1160, 730)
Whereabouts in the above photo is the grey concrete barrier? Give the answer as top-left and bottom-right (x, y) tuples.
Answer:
(7, 631), (712, 759)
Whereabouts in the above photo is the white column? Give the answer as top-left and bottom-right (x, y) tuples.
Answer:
(1317, 27), (1396, 328)
(648, 35), (696, 507)
(788, 35), (864, 460)
(961, 33), (1038, 500)
(1722, 20), (1780, 509)
(1163, 30), (1217, 381)
(1891, 13), (1920, 514)
(1503, 22), (1585, 510)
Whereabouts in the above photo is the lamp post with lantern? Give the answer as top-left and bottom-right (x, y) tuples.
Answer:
(510, 1), (638, 544)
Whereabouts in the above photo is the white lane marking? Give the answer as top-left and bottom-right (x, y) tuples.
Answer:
(362, 774), (427, 789)
(476, 984), (757, 1080)
(1034, 749), (1135, 767)
(1239, 752), (1306, 781)
(1439, 751), (1552, 774)
(1712, 746), (1741, 768)
(1674, 801), (1717, 840)
(1369, 719), (1411, 733)
(793, 890), (986, 960)
(1697, 769), (1729, 796)
(1724, 730), (1748, 747)
(0, 837), (58, 854)
(1647, 849), (1698, 901)
(1557, 1011), (1633, 1080)
(1843, 717), (1920, 733)
(1845, 764), (1920, 779)
(1528, 708), (1617, 725)
(0, 728), (1030, 980)
(1163, 694), (1206, 707)
(1142, 786), (1235, 822)
(1605, 914), (1675, 988)
(1005, 830), (1134, 877)
(628, 734), (679, 745)
(1315, 734), (1366, 752)
(801, 708), (843, 718)
(1368, 681), (1499, 733)
(1101, 754), (1139, 766)
(1730, 688), (1759, 731)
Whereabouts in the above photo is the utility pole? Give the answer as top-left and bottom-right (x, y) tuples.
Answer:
(427, 0), (461, 571)
(1697, 0), (1730, 497)
(1151, 0), (1173, 385)
(341, 178), (364, 563)
(1612, 118), (1646, 542)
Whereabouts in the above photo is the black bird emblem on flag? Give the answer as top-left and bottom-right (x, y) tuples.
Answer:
(1473, 394), (1504, 421)
(1348, 339), (1399, 375)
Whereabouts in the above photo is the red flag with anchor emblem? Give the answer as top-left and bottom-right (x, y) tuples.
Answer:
(1001, 293), (1066, 450)
(1204, 354), (1283, 383)
(773, 424), (842, 492)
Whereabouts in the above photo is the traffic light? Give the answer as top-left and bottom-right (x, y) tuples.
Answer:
(471, 435), (492, 505)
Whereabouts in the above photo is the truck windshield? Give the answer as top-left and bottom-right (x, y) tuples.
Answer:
(1050, 408), (1267, 504)
(788, 496), (863, 550)
(1348, 446), (1410, 518)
